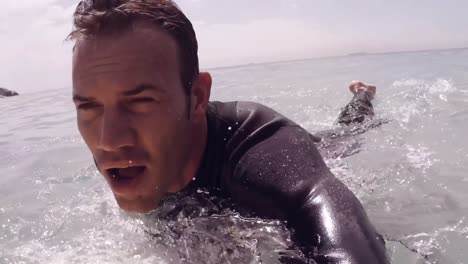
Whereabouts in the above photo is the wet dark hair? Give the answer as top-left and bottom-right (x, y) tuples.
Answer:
(69, 0), (199, 95)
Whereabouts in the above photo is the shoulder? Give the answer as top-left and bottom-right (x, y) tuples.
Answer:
(208, 101), (301, 162)
(204, 101), (311, 190)
(208, 100), (297, 135)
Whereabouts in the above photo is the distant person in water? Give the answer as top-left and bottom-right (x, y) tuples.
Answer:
(338, 81), (376, 125)
(0, 87), (19, 97)
(69, 0), (388, 263)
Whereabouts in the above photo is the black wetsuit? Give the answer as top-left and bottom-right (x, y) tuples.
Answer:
(191, 91), (389, 264)
(337, 90), (375, 126)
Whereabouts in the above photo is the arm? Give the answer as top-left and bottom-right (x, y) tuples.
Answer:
(228, 125), (389, 264)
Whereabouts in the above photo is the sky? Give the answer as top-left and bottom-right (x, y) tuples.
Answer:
(1, 0), (468, 93)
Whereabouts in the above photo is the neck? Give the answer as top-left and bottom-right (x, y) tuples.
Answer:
(172, 115), (208, 192)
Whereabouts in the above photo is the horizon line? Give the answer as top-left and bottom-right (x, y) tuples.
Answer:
(205, 46), (468, 71)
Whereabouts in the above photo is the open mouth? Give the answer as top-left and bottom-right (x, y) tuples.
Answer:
(107, 166), (146, 181)
(101, 161), (148, 194)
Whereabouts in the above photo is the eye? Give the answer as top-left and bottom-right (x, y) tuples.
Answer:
(131, 97), (157, 104)
(127, 97), (159, 113)
(77, 102), (100, 110)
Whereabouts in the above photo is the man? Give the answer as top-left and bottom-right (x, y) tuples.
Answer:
(70, 0), (389, 263)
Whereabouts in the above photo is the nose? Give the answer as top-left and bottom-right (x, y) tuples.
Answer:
(97, 108), (136, 152)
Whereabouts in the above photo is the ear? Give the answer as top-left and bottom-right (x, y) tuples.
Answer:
(190, 72), (212, 122)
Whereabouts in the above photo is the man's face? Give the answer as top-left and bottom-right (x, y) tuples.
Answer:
(72, 26), (193, 212)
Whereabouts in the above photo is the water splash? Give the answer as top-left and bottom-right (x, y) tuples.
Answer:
(384, 78), (457, 125)
(404, 144), (438, 174)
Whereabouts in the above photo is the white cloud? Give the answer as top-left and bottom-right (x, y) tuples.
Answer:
(0, 1), (75, 93)
(195, 18), (351, 68)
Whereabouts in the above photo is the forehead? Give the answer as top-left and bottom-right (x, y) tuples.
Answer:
(72, 25), (181, 90)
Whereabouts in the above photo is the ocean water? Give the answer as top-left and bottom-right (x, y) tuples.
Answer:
(1, 49), (468, 263)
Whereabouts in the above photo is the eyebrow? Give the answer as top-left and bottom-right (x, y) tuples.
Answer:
(72, 83), (164, 103)
(122, 83), (165, 96)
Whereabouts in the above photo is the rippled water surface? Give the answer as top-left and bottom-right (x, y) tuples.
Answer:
(1, 49), (468, 263)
